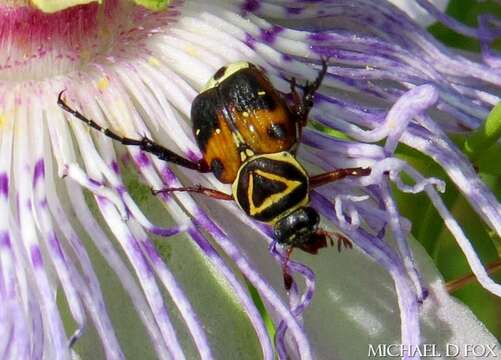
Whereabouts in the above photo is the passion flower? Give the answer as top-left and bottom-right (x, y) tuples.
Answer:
(0, 0), (499, 359)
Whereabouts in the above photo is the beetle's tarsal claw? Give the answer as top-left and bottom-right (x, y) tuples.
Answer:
(334, 234), (353, 252)
(57, 90), (66, 104)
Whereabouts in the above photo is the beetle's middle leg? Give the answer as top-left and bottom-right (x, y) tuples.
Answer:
(152, 185), (233, 201)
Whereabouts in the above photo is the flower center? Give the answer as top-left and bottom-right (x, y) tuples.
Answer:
(0, 0), (147, 81)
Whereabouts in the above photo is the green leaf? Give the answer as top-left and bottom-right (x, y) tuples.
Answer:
(31, 0), (100, 13)
(31, 0), (170, 13)
(428, 0), (501, 51)
(133, 0), (170, 11)
(463, 102), (501, 161)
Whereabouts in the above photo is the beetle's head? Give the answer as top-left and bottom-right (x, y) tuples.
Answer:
(273, 207), (328, 254)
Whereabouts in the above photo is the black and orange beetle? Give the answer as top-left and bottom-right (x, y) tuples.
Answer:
(57, 61), (370, 269)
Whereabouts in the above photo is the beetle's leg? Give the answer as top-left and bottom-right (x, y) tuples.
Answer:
(296, 231), (328, 254)
(288, 76), (308, 127)
(58, 91), (210, 173)
(152, 185), (233, 201)
(282, 247), (294, 291)
(304, 59), (328, 102)
(318, 231), (353, 252)
(135, 137), (210, 172)
(335, 233), (353, 252)
(297, 230), (352, 254)
(290, 59), (328, 126)
(309, 167), (371, 188)
(289, 77), (302, 106)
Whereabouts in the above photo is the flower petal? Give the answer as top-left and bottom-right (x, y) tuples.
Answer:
(389, 0), (449, 27)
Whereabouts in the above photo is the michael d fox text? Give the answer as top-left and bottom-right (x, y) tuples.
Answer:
(368, 343), (499, 358)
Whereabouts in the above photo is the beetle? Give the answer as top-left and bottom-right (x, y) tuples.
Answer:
(57, 60), (370, 286)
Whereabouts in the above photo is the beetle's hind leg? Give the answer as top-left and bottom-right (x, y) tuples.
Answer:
(289, 58), (329, 126)
(301, 59), (328, 110)
(152, 185), (233, 201)
(58, 91), (210, 173)
(57, 91), (124, 141)
(305, 58), (328, 99)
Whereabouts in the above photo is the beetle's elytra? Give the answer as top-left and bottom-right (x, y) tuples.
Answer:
(191, 62), (298, 184)
(57, 60), (370, 287)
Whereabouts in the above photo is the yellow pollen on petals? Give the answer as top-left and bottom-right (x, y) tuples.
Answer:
(97, 77), (110, 91)
(148, 57), (161, 67)
(0, 114), (6, 129)
(184, 45), (199, 57)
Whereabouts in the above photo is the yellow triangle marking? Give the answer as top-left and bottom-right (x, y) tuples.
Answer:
(247, 169), (302, 216)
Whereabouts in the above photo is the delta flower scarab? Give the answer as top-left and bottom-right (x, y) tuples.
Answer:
(59, 60), (370, 285)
